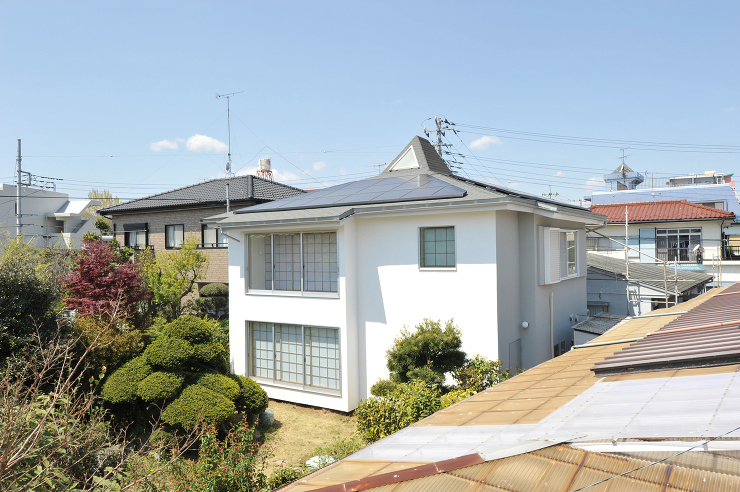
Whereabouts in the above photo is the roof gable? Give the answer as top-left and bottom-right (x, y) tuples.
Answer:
(381, 136), (452, 175)
(590, 199), (735, 223)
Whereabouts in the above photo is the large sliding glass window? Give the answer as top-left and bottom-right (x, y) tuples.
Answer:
(656, 228), (702, 262)
(249, 322), (340, 392)
(248, 232), (338, 294)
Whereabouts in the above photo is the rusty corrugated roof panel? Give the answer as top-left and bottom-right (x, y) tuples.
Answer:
(592, 283), (740, 375)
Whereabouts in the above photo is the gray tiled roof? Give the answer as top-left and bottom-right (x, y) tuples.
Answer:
(587, 252), (713, 293)
(572, 312), (625, 335)
(381, 136), (452, 175)
(99, 175), (305, 214)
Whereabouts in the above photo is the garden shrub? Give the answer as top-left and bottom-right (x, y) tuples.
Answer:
(162, 314), (214, 344)
(453, 355), (510, 392)
(101, 356), (152, 404)
(192, 340), (227, 366)
(137, 371), (185, 402)
(440, 388), (476, 409)
(162, 384), (236, 429)
(70, 315), (144, 376)
(266, 467), (305, 490)
(198, 282), (228, 297)
(196, 373), (240, 401)
(355, 380), (441, 443)
(232, 375), (269, 415)
(370, 378), (398, 397)
(143, 335), (194, 369)
(386, 318), (466, 385)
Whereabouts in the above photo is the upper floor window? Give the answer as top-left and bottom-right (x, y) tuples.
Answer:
(248, 232), (338, 293)
(165, 224), (184, 249)
(123, 223), (147, 249)
(656, 228), (702, 262)
(202, 224), (227, 248)
(420, 227), (455, 268)
(542, 227), (579, 284)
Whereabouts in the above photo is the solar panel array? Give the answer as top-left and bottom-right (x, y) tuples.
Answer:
(234, 174), (467, 214)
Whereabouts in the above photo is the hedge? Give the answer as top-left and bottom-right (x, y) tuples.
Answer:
(199, 283), (228, 297)
(143, 335), (194, 369)
(355, 380), (440, 443)
(162, 315), (214, 344)
(197, 373), (240, 401)
(101, 356), (152, 404)
(137, 371), (185, 402)
(162, 384), (235, 428)
(232, 375), (269, 415)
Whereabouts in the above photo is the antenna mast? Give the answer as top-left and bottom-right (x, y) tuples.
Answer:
(216, 91), (244, 177)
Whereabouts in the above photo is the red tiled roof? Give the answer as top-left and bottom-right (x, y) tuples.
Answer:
(590, 199), (735, 223)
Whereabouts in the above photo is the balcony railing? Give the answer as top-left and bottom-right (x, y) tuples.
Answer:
(725, 246), (740, 260)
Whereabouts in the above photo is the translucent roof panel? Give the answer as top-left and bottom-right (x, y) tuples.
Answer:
(389, 147), (420, 170)
(234, 174), (467, 214)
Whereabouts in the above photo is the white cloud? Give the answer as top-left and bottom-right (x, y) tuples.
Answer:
(312, 161), (328, 171)
(469, 135), (502, 150)
(186, 134), (228, 153)
(585, 177), (605, 191)
(236, 167), (301, 184)
(507, 181), (520, 189)
(722, 106), (735, 113)
(150, 139), (179, 151)
(339, 168), (347, 175)
(553, 171), (565, 177)
(391, 99), (403, 105)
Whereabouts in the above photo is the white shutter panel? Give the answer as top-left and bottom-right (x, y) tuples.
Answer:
(548, 228), (561, 283)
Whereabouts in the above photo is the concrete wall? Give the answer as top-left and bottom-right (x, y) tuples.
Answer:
(110, 207), (229, 283)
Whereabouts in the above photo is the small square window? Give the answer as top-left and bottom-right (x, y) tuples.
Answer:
(420, 227), (455, 268)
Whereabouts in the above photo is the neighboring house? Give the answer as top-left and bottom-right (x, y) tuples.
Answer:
(572, 312), (624, 345)
(207, 136), (606, 412)
(587, 252), (712, 316)
(0, 183), (100, 249)
(587, 200), (734, 267)
(98, 176), (304, 286)
(285, 284), (740, 492)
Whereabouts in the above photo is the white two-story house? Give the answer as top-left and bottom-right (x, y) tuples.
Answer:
(207, 136), (606, 411)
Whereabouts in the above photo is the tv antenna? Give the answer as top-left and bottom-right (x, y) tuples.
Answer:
(216, 91), (244, 177)
(542, 185), (560, 200)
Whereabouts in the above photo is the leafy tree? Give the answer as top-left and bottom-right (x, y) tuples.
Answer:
(141, 237), (209, 319)
(83, 188), (120, 221)
(386, 318), (466, 386)
(0, 234), (64, 366)
(452, 354), (510, 392)
(63, 239), (151, 322)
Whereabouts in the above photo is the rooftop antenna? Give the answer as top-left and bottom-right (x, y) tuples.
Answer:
(542, 185), (560, 200)
(216, 91), (244, 177)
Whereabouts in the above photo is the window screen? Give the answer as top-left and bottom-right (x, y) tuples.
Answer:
(420, 227), (455, 268)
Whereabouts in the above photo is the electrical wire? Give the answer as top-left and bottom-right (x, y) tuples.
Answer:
(571, 424), (740, 491)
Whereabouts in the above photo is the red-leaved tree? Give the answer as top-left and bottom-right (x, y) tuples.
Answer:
(64, 239), (151, 321)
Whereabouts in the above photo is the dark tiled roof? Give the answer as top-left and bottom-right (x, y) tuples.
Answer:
(99, 175), (305, 214)
(572, 312), (625, 335)
(590, 199), (735, 223)
(381, 136), (452, 175)
(587, 252), (713, 293)
(592, 283), (740, 375)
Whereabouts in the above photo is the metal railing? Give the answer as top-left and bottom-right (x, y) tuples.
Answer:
(725, 245), (740, 260)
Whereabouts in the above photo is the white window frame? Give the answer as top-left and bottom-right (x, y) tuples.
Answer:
(246, 321), (342, 397)
(246, 231), (339, 298)
(543, 227), (580, 284)
(165, 224), (184, 249)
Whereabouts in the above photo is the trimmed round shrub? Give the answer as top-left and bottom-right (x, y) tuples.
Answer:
(196, 373), (240, 401)
(143, 335), (194, 369)
(199, 283), (228, 297)
(192, 340), (226, 365)
(162, 384), (235, 428)
(232, 375), (269, 415)
(370, 379), (398, 397)
(162, 315), (214, 344)
(137, 371), (185, 402)
(101, 356), (152, 404)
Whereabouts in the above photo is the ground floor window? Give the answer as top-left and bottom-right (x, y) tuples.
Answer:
(249, 322), (340, 391)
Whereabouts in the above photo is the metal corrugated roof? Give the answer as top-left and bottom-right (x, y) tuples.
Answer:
(587, 252), (713, 293)
(98, 175), (305, 214)
(592, 283), (740, 375)
(590, 199), (735, 223)
(573, 313), (626, 335)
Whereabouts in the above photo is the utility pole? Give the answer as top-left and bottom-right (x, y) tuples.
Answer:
(625, 205), (630, 311)
(16, 139), (21, 237)
(216, 91), (243, 177)
(542, 185), (560, 200)
(423, 116), (454, 157)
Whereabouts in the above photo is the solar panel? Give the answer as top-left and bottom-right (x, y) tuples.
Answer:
(234, 174), (467, 214)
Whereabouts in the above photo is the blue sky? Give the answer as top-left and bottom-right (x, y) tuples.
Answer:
(1, 1), (738, 203)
